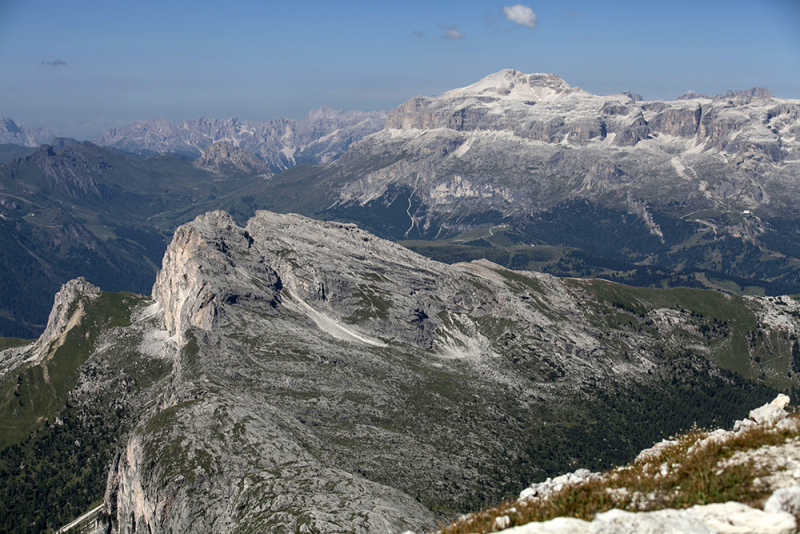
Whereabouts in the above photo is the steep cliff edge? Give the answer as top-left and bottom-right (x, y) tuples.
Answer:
(0, 277), (100, 381)
(0, 280), (168, 530)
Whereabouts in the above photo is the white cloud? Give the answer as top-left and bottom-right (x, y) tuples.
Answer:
(503, 4), (538, 28)
(444, 26), (465, 39)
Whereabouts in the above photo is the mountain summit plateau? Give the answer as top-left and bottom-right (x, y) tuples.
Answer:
(333, 68), (799, 219)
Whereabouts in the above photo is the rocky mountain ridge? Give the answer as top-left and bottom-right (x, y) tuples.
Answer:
(256, 69), (800, 296)
(0, 117), (57, 147)
(192, 141), (272, 177)
(3, 209), (797, 533)
(332, 68), (799, 220)
(677, 86), (775, 101)
(91, 106), (387, 170)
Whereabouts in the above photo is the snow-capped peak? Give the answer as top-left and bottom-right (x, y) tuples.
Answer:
(440, 69), (583, 102)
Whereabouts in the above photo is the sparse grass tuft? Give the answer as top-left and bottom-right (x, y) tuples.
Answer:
(439, 413), (800, 533)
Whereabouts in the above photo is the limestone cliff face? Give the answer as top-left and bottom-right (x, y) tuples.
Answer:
(152, 210), (281, 342)
(106, 391), (435, 534)
(0, 277), (101, 381)
(383, 69), (788, 153)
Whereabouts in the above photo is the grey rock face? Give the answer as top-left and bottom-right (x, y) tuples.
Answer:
(622, 91), (643, 102)
(677, 92), (711, 101)
(192, 141), (272, 176)
(713, 86), (775, 102)
(647, 106), (702, 137)
(35, 277), (102, 358)
(677, 87), (775, 102)
(22, 142), (116, 200)
(0, 117), (57, 146)
(92, 107), (387, 171)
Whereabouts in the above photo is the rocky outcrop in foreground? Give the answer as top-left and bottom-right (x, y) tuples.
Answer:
(444, 395), (800, 534)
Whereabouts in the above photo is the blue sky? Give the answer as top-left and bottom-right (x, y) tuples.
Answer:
(1, 0), (798, 138)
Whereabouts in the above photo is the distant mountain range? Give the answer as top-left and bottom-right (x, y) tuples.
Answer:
(325, 69), (797, 227)
(0, 117), (57, 146)
(90, 106), (387, 170)
(2, 106), (387, 172)
(2, 70), (800, 339)
(265, 69), (800, 294)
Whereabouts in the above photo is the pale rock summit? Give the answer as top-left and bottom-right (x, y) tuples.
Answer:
(152, 210), (281, 343)
(0, 116), (57, 146)
(439, 70), (583, 103)
(745, 394), (791, 426)
(329, 69), (800, 239)
(35, 277), (102, 360)
(0, 277), (101, 379)
(192, 141), (272, 176)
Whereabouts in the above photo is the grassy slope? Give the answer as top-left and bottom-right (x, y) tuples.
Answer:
(441, 412), (800, 533)
(0, 292), (143, 449)
(566, 279), (796, 388)
(0, 292), (172, 533)
(400, 223), (799, 297)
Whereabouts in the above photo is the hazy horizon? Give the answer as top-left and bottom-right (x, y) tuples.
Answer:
(2, 0), (799, 138)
